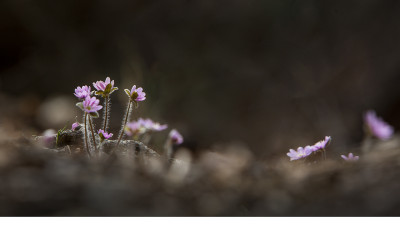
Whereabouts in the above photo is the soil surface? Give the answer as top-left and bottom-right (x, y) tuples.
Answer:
(0, 128), (399, 216)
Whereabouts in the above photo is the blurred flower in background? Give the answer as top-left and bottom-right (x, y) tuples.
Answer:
(341, 153), (359, 162)
(364, 110), (394, 140)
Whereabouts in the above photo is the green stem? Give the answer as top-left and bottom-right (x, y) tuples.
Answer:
(117, 100), (132, 147)
(89, 116), (98, 157)
(84, 113), (91, 159)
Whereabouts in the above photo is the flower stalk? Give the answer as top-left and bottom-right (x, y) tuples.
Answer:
(76, 95), (103, 159)
(84, 113), (91, 159)
(103, 95), (109, 132)
(88, 116), (98, 157)
(116, 85), (146, 147)
(164, 129), (184, 159)
(93, 77), (118, 133)
(117, 100), (132, 146)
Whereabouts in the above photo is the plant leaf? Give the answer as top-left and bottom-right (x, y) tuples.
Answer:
(124, 89), (131, 97)
(76, 102), (84, 111)
(98, 133), (105, 142)
(111, 87), (118, 93)
(95, 91), (104, 96)
(105, 83), (112, 94)
(131, 92), (138, 101)
(56, 125), (67, 148)
(89, 111), (99, 118)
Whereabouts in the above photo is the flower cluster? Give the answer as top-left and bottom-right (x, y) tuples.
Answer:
(68, 75), (188, 159)
(341, 153), (359, 162)
(73, 77), (151, 157)
(364, 110), (393, 140)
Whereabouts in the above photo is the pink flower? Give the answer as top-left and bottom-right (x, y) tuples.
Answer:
(98, 129), (113, 141)
(137, 118), (153, 129)
(311, 136), (331, 152)
(124, 118), (167, 136)
(169, 129), (183, 145)
(125, 121), (146, 136)
(71, 122), (80, 130)
(341, 153), (359, 162)
(137, 118), (168, 131)
(83, 96), (102, 113)
(364, 110), (394, 140)
(76, 96), (103, 115)
(287, 146), (313, 161)
(124, 85), (146, 102)
(40, 129), (57, 148)
(74, 85), (91, 99)
(93, 77), (118, 96)
(151, 122), (168, 131)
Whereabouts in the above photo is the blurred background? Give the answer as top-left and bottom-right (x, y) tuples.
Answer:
(1, 0), (400, 159)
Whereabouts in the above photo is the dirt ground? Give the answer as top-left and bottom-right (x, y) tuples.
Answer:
(0, 122), (399, 216)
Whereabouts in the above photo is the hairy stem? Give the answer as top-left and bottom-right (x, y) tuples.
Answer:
(164, 138), (173, 159)
(103, 95), (109, 132)
(141, 132), (152, 145)
(361, 135), (373, 154)
(117, 100), (132, 147)
(84, 113), (91, 159)
(89, 116), (98, 157)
